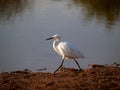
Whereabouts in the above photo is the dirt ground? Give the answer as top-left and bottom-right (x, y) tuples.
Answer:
(0, 64), (120, 90)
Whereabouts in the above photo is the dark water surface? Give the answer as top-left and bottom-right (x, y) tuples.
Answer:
(0, 0), (120, 72)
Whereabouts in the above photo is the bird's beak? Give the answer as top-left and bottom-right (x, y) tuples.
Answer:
(46, 37), (53, 40)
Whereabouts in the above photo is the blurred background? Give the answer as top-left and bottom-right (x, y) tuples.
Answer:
(0, 0), (120, 72)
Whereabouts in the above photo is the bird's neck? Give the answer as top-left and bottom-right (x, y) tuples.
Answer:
(53, 40), (60, 53)
(53, 40), (60, 48)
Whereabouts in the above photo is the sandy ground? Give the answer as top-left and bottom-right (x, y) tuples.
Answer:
(0, 64), (120, 90)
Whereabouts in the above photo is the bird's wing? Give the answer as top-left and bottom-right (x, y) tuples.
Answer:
(58, 42), (84, 58)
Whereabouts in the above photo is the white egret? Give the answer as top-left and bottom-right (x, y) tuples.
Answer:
(46, 34), (85, 74)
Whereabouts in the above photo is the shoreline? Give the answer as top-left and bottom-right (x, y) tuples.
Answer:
(0, 64), (120, 90)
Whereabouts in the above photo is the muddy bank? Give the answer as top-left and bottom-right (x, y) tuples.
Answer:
(0, 64), (120, 90)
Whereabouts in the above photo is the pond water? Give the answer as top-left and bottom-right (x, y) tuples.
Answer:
(0, 0), (120, 72)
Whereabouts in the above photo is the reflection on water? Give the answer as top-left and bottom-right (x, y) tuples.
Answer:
(0, 0), (120, 27)
(0, 0), (32, 23)
(71, 0), (120, 28)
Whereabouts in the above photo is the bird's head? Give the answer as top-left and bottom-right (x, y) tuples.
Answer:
(46, 34), (61, 41)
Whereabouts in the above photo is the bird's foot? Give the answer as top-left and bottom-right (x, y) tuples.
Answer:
(79, 68), (83, 72)
(50, 72), (56, 75)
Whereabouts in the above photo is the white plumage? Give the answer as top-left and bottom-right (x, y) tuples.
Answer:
(58, 42), (84, 59)
(46, 34), (85, 74)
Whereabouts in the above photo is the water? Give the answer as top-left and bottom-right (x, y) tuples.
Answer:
(0, 0), (120, 72)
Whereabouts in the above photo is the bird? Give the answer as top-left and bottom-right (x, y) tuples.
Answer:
(46, 34), (85, 74)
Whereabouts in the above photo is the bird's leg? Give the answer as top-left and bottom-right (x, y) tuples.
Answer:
(53, 58), (65, 74)
(73, 59), (82, 71)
